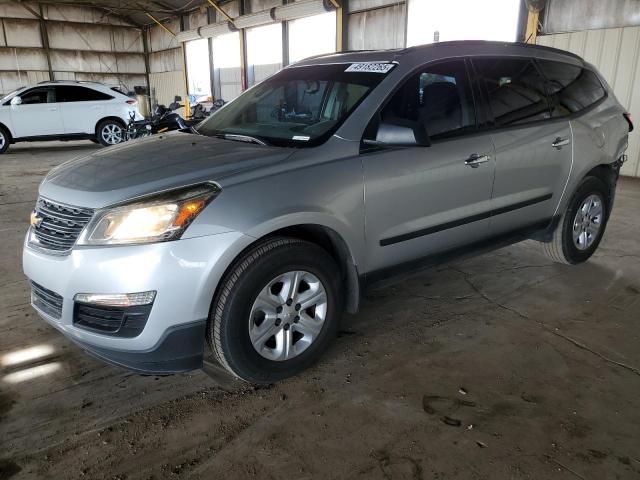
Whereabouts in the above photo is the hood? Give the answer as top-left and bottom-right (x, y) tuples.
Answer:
(40, 132), (294, 208)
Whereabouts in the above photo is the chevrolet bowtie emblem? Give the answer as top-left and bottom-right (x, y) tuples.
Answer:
(30, 211), (43, 228)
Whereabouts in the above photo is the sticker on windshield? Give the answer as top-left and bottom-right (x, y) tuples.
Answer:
(292, 135), (310, 141)
(345, 63), (395, 74)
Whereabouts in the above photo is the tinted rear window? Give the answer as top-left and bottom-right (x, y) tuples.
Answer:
(55, 86), (113, 102)
(536, 60), (606, 116)
(473, 58), (551, 127)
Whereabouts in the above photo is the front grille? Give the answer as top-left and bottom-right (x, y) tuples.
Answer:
(31, 282), (63, 319)
(74, 303), (152, 338)
(31, 198), (94, 252)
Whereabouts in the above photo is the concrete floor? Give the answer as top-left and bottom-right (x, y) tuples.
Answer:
(1, 140), (639, 480)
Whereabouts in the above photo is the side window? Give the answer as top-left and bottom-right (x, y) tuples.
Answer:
(375, 59), (476, 141)
(20, 88), (51, 105)
(473, 58), (551, 127)
(537, 60), (606, 116)
(55, 86), (113, 102)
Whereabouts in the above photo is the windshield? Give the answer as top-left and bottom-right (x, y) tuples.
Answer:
(195, 63), (392, 147)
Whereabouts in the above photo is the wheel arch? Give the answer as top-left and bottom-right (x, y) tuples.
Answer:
(0, 121), (14, 143)
(210, 223), (362, 316)
(581, 162), (621, 216)
(94, 116), (126, 135)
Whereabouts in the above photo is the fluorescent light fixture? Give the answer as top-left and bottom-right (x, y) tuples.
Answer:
(176, 29), (201, 43)
(274, 0), (331, 21)
(235, 10), (275, 29)
(199, 21), (235, 39)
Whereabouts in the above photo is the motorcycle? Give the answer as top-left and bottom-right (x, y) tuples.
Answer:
(189, 99), (227, 120)
(126, 102), (199, 140)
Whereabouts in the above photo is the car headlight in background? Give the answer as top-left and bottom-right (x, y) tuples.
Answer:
(78, 183), (220, 246)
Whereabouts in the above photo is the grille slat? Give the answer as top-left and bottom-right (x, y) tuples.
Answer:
(30, 197), (94, 253)
(31, 282), (63, 319)
(39, 220), (81, 234)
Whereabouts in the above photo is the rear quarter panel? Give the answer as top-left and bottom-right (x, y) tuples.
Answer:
(559, 98), (627, 215)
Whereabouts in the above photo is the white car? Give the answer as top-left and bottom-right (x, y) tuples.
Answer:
(0, 81), (143, 153)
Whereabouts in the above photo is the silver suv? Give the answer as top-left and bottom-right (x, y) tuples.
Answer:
(23, 41), (632, 383)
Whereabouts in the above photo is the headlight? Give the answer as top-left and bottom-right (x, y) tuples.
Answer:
(78, 183), (220, 246)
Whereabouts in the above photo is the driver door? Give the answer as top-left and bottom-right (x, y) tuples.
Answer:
(10, 87), (64, 137)
(362, 59), (496, 274)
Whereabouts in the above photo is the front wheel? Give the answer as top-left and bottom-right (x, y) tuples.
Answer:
(208, 237), (343, 384)
(541, 176), (610, 264)
(0, 125), (10, 154)
(96, 119), (125, 146)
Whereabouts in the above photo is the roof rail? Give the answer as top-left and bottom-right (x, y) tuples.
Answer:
(36, 80), (106, 85)
(400, 40), (585, 62)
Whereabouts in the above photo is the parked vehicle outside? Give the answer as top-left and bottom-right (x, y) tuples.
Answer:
(0, 81), (143, 153)
(23, 41), (631, 383)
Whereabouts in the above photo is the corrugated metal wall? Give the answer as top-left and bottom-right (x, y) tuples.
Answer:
(0, 2), (147, 95)
(147, 17), (186, 107)
(347, 2), (406, 50)
(538, 27), (640, 178)
(149, 71), (184, 107)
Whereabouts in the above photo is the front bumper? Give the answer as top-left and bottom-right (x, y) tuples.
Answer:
(68, 319), (206, 374)
(23, 230), (253, 373)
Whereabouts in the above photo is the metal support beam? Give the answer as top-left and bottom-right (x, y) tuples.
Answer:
(141, 26), (152, 114)
(29, 3), (55, 81)
(282, 0), (290, 66)
(239, 0), (248, 91)
(180, 15), (190, 118)
(335, 0), (344, 52)
(145, 12), (176, 37)
(205, 0), (234, 24)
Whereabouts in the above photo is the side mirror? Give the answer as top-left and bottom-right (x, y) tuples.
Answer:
(372, 118), (430, 147)
(10, 96), (22, 106)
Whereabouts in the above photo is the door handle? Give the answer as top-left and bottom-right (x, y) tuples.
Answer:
(465, 154), (490, 168)
(48, 107), (57, 111)
(552, 137), (570, 148)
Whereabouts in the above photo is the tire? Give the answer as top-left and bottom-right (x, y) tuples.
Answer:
(96, 119), (125, 146)
(208, 237), (343, 384)
(542, 176), (610, 264)
(0, 125), (10, 154)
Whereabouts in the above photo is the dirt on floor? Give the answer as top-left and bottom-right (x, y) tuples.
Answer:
(1, 141), (640, 480)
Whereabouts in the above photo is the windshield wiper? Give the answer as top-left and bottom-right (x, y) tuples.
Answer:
(217, 133), (268, 146)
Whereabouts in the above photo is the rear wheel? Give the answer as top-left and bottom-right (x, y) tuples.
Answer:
(96, 119), (125, 146)
(541, 176), (610, 264)
(0, 126), (10, 154)
(208, 237), (343, 384)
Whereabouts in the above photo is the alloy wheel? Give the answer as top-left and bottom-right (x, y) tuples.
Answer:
(572, 194), (604, 251)
(0, 131), (5, 150)
(101, 123), (123, 145)
(249, 270), (328, 361)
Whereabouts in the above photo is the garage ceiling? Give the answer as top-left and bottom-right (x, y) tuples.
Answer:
(36, 0), (216, 27)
